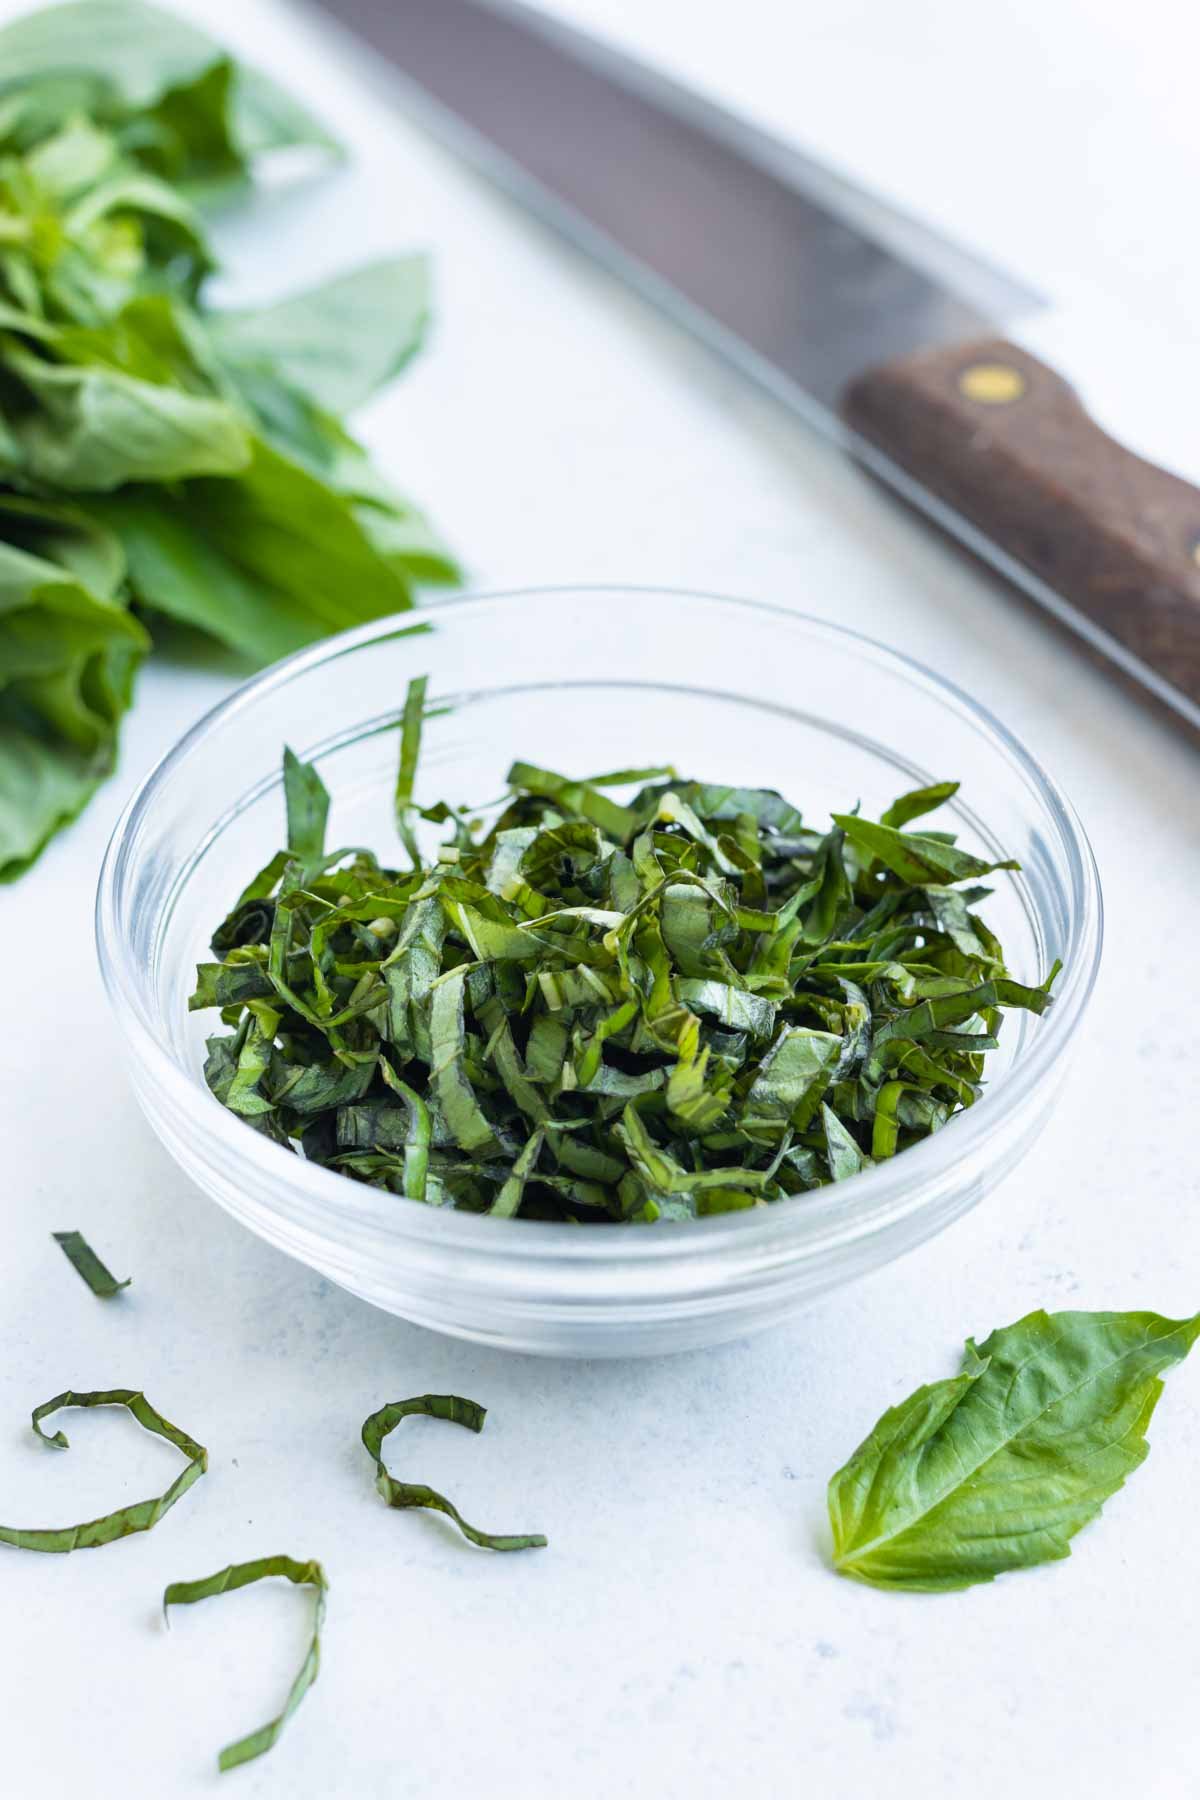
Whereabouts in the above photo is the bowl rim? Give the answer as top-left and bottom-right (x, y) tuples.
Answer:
(95, 584), (1103, 1271)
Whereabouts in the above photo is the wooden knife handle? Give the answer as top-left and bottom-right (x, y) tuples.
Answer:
(841, 338), (1200, 708)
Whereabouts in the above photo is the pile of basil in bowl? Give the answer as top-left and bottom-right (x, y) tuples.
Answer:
(96, 587), (1101, 1355)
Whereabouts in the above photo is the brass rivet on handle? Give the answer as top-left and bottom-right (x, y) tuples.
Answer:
(958, 362), (1027, 404)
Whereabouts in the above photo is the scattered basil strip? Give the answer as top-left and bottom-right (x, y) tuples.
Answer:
(828, 1308), (1200, 1592)
(0, 4), (458, 881)
(0, 1389), (206, 1552)
(164, 1555), (327, 1772)
(361, 1393), (547, 1552)
(52, 1230), (130, 1297)
(193, 697), (1060, 1219)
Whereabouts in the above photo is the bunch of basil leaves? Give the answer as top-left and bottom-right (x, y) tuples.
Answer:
(0, 0), (458, 880)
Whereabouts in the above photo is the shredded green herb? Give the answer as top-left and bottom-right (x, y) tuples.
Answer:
(828, 1308), (1200, 1592)
(0, 1389), (206, 1552)
(52, 1230), (130, 1297)
(361, 1393), (547, 1551)
(191, 679), (1060, 1219)
(164, 1555), (327, 1772)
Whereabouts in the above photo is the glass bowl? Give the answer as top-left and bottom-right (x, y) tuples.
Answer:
(96, 588), (1102, 1356)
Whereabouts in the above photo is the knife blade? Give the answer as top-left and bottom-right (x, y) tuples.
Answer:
(314, 0), (1200, 734)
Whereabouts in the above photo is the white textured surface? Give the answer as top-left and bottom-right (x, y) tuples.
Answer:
(2, 1), (1199, 1795)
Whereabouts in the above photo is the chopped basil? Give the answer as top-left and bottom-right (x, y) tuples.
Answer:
(191, 681), (1059, 1218)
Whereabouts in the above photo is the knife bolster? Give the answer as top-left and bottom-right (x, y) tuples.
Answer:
(841, 338), (1200, 711)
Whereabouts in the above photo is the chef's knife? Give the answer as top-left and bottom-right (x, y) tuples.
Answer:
(313, 0), (1200, 733)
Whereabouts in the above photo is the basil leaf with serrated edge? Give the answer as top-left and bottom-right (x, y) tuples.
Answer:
(827, 1308), (1200, 1592)
(163, 1555), (327, 1772)
(0, 1389), (206, 1552)
(361, 1393), (547, 1551)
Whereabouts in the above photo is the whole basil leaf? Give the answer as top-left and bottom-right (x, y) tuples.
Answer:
(0, 8), (454, 885)
(87, 437), (422, 662)
(828, 1308), (1200, 1592)
(135, 56), (244, 196)
(0, 2), (338, 180)
(0, 501), (146, 879)
(0, 334), (251, 490)
(208, 255), (431, 415)
(0, 720), (108, 879)
(3, 117), (212, 321)
(0, 492), (126, 599)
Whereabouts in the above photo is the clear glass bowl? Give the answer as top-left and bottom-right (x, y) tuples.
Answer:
(96, 588), (1102, 1356)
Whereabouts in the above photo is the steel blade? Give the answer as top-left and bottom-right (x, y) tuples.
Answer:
(311, 0), (1041, 420)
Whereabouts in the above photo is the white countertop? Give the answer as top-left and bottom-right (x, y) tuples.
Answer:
(3, 2), (1199, 1796)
